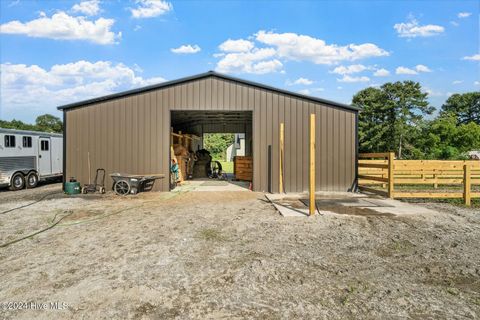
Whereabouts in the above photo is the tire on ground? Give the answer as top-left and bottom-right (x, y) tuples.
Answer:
(10, 172), (25, 191)
(26, 171), (39, 189)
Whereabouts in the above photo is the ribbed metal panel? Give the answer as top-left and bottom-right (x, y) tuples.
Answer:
(0, 156), (36, 179)
(66, 76), (357, 192)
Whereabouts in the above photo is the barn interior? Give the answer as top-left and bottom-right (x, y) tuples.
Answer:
(170, 111), (253, 191)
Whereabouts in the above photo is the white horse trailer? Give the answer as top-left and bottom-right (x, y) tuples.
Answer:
(0, 128), (63, 190)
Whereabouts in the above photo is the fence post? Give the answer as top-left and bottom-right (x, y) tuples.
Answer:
(309, 114), (316, 216)
(279, 122), (284, 193)
(388, 152), (395, 199)
(464, 164), (471, 207)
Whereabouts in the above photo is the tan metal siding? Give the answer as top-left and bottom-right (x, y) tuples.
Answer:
(65, 76), (357, 193)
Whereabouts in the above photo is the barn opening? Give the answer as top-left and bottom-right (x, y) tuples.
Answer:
(170, 110), (253, 191)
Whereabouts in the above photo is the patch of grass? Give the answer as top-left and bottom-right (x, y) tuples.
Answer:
(446, 287), (459, 296)
(471, 296), (480, 306)
(219, 161), (234, 174)
(366, 184), (480, 208)
(340, 281), (368, 305)
(376, 239), (415, 257)
(198, 228), (226, 241)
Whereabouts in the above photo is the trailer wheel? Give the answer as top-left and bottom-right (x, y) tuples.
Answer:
(26, 172), (39, 189)
(10, 172), (25, 191)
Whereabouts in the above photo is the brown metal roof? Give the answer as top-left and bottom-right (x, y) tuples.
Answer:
(57, 71), (360, 112)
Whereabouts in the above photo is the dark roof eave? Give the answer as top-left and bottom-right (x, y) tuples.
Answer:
(57, 71), (361, 112)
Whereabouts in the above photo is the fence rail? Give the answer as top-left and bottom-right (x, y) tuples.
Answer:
(358, 153), (479, 206)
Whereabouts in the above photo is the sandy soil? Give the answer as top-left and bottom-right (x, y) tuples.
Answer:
(0, 184), (479, 319)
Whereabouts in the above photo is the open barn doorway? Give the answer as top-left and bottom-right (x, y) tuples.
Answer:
(170, 111), (253, 191)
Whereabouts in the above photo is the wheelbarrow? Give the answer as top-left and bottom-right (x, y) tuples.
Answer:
(110, 173), (165, 195)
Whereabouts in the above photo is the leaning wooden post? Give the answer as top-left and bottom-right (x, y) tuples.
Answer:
(309, 114), (316, 216)
(464, 164), (471, 207)
(387, 152), (395, 199)
(279, 122), (284, 193)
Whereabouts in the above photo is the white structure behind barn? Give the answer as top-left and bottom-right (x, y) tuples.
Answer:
(468, 151), (480, 160)
(0, 128), (63, 190)
(226, 134), (246, 161)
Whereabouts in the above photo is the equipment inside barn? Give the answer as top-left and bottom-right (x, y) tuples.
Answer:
(170, 130), (232, 184)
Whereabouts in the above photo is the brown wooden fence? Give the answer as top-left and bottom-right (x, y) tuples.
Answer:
(358, 152), (480, 206)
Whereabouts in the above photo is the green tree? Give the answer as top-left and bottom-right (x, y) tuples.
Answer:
(0, 119), (37, 131)
(441, 92), (480, 125)
(0, 114), (63, 133)
(418, 114), (460, 159)
(413, 114), (480, 159)
(203, 133), (235, 161)
(35, 114), (63, 133)
(353, 81), (434, 159)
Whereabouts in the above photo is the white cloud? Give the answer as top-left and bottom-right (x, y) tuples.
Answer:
(0, 11), (120, 44)
(130, 0), (172, 18)
(255, 30), (389, 64)
(250, 59), (283, 74)
(291, 77), (313, 85)
(475, 81), (480, 86)
(395, 65), (431, 75)
(450, 21), (459, 27)
(214, 30), (388, 74)
(463, 54), (480, 61)
(415, 64), (432, 72)
(0, 61), (165, 115)
(452, 80), (463, 85)
(297, 87), (324, 96)
(72, 0), (101, 16)
(394, 17), (444, 38)
(337, 86), (343, 90)
(8, 0), (20, 7)
(171, 44), (201, 54)
(396, 66), (417, 75)
(424, 88), (445, 97)
(331, 64), (367, 75)
(373, 68), (390, 77)
(219, 39), (254, 52)
(458, 12), (471, 18)
(337, 75), (370, 83)
(215, 48), (283, 74)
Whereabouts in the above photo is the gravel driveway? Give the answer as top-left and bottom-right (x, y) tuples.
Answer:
(1, 184), (479, 319)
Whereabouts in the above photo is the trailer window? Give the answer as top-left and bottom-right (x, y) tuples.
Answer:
(23, 136), (32, 148)
(4, 135), (15, 148)
(41, 140), (49, 151)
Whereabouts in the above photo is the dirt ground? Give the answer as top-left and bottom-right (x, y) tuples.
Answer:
(0, 183), (479, 319)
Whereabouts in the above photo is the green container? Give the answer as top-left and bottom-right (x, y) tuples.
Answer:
(64, 181), (81, 195)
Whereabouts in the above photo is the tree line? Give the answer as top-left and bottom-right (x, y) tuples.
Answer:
(1, 82), (478, 160)
(353, 81), (479, 159)
(0, 114), (63, 133)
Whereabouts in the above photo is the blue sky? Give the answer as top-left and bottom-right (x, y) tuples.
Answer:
(0, 0), (479, 122)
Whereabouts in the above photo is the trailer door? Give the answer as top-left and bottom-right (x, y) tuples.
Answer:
(38, 138), (52, 175)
